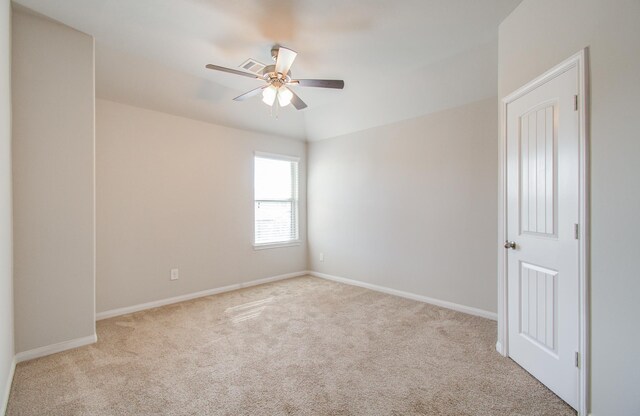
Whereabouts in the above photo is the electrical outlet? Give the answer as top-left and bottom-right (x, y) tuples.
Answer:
(170, 268), (179, 281)
(319, 253), (324, 262)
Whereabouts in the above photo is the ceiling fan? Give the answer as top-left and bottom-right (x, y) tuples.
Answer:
(205, 45), (344, 110)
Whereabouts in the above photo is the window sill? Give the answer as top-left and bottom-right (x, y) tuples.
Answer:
(253, 241), (301, 250)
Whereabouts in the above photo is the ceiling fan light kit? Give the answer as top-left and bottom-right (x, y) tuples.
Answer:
(206, 45), (345, 112)
(262, 85), (278, 106)
(276, 86), (293, 107)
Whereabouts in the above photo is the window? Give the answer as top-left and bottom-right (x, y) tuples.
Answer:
(254, 153), (299, 248)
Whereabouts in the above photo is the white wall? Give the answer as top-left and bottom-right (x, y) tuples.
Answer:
(12, 9), (95, 353)
(308, 98), (498, 314)
(498, 1), (640, 414)
(0, 0), (14, 412)
(96, 99), (307, 313)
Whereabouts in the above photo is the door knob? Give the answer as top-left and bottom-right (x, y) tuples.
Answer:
(504, 241), (517, 250)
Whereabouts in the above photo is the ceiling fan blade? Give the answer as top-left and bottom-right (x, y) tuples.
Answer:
(205, 64), (261, 80)
(275, 47), (297, 76)
(233, 85), (268, 101)
(288, 88), (307, 110)
(290, 79), (345, 89)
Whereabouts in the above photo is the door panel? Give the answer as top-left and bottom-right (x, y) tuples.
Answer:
(506, 66), (579, 409)
(520, 102), (556, 237)
(519, 262), (557, 355)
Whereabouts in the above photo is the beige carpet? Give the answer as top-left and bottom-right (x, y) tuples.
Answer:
(7, 276), (575, 415)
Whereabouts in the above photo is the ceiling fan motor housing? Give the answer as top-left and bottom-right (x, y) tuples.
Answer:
(262, 64), (291, 87)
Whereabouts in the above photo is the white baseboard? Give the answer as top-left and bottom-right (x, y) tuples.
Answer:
(495, 341), (505, 355)
(1, 356), (16, 416)
(309, 271), (498, 321)
(96, 271), (309, 321)
(15, 334), (97, 364)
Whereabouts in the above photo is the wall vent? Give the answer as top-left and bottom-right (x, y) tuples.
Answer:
(239, 59), (266, 75)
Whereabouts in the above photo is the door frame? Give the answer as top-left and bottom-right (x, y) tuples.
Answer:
(497, 49), (590, 415)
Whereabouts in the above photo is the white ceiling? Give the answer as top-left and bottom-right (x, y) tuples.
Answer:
(14, 0), (522, 141)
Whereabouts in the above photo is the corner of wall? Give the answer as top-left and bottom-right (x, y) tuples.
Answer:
(1, 0), (15, 413)
(1, 356), (16, 415)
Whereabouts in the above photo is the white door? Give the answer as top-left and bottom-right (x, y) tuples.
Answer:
(506, 66), (580, 409)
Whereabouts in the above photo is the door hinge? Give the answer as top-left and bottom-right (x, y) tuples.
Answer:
(575, 351), (580, 368)
(574, 223), (579, 240)
(574, 94), (579, 111)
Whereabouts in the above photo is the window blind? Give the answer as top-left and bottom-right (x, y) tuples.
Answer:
(254, 155), (299, 245)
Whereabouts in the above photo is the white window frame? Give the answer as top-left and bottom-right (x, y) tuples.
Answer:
(253, 151), (300, 250)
